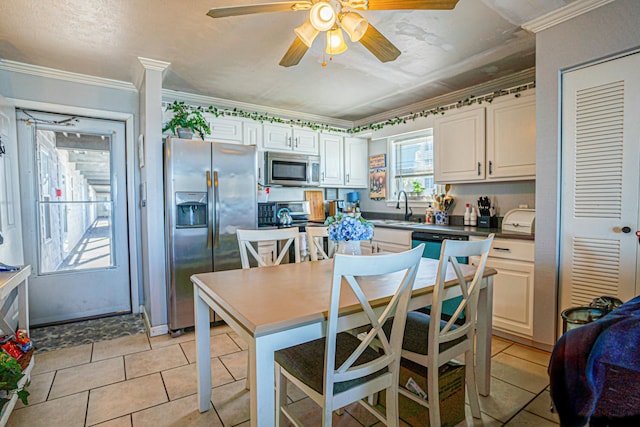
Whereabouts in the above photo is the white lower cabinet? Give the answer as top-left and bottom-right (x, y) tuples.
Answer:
(362, 228), (412, 254)
(471, 237), (534, 338)
(257, 241), (276, 266)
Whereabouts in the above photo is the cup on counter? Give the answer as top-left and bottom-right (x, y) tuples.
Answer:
(435, 210), (449, 225)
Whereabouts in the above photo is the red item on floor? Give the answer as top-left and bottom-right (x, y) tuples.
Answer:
(2, 341), (23, 360)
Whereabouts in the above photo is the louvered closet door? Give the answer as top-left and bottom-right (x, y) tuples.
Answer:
(560, 52), (640, 314)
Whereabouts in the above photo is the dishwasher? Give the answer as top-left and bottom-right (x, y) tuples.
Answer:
(411, 231), (469, 323)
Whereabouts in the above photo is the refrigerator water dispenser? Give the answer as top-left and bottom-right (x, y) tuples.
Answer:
(175, 192), (207, 228)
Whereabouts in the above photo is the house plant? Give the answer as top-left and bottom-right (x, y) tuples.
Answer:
(324, 213), (374, 255)
(163, 101), (211, 140)
(0, 353), (29, 413)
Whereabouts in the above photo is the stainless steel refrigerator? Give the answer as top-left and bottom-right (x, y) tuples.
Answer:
(164, 138), (257, 332)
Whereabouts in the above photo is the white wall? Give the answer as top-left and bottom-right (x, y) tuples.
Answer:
(0, 95), (24, 266)
(534, 0), (640, 346)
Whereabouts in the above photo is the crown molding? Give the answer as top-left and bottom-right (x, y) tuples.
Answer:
(354, 68), (536, 128)
(0, 59), (137, 92)
(161, 88), (353, 129)
(138, 57), (171, 72)
(522, 0), (615, 34)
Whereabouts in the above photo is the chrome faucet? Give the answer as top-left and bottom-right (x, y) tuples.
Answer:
(396, 190), (413, 221)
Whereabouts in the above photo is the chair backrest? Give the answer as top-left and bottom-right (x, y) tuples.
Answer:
(429, 234), (494, 350)
(306, 226), (334, 261)
(236, 228), (300, 269)
(323, 244), (424, 398)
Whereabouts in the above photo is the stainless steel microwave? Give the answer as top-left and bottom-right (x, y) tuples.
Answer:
(266, 152), (320, 187)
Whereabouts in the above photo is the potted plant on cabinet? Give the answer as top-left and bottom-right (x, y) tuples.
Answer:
(163, 101), (211, 140)
(411, 180), (425, 198)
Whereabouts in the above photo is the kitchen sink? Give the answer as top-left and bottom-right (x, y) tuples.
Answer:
(368, 219), (418, 227)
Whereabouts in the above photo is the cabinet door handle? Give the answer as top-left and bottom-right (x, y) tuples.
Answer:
(493, 247), (511, 252)
(489, 161), (493, 175)
(287, 136), (292, 147)
(477, 162), (481, 176)
(295, 137), (299, 147)
(321, 172), (324, 181)
(346, 173), (350, 183)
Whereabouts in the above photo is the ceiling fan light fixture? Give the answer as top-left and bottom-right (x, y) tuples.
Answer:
(294, 19), (319, 47)
(340, 12), (368, 42)
(310, 2), (336, 31)
(325, 27), (348, 55)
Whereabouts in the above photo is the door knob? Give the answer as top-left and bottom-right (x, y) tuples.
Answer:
(621, 226), (632, 233)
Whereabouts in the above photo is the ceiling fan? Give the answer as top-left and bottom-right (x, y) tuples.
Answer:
(207, 0), (460, 67)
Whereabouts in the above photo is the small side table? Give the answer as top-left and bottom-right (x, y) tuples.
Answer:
(0, 265), (32, 426)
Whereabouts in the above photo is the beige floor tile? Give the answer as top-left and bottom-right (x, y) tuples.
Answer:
(132, 394), (223, 427)
(285, 397), (363, 426)
(211, 380), (251, 427)
(524, 390), (560, 424)
(504, 410), (559, 426)
(491, 353), (549, 394)
(210, 323), (234, 336)
(162, 357), (235, 400)
(344, 400), (380, 426)
(220, 349), (248, 380)
(16, 371), (54, 408)
(491, 336), (513, 356)
(94, 415), (132, 427)
(286, 381), (308, 403)
(228, 331), (249, 350)
(7, 391), (89, 427)
(235, 422), (250, 427)
(181, 334), (242, 363)
(92, 334), (150, 362)
(477, 377), (535, 423)
(464, 404), (502, 427)
(125, 344), (188, 378)
(86, 373), (168, 425)
(504, 344), (551, 367)
(49, 357), (125, 399)
(150, 330), (196, 349)
(32, 343), (93, 374)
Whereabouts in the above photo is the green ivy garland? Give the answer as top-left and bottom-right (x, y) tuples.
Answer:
(165, 82), (535, 135)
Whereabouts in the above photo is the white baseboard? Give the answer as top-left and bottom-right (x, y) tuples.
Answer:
(140, 305), (169, 337)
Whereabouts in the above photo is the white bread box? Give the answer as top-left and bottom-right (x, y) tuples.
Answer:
(502, 209), (535, 234)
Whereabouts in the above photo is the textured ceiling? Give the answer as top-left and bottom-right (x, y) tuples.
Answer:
(0, 0), (577, 122)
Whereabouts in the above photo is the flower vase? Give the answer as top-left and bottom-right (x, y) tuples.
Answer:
(337, 240), (362, 255)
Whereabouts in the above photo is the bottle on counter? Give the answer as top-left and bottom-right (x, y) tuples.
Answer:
(470, 206), (477, 226)
(464, 203), (471, 226)
(425, 206), (434, 224)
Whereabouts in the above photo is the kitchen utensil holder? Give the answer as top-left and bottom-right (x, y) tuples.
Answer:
(478, 215), (498, 228)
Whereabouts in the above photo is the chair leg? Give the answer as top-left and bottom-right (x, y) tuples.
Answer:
(322, 404), (333, 427)
(427, 361), (441, 427)
(465, 348), (482, 419)
(275, 364), (287, 427)
(245, 349), (251, 390)
(384, 385), (399, 427)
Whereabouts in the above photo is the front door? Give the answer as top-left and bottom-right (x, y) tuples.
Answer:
(17, 111), (131, 325)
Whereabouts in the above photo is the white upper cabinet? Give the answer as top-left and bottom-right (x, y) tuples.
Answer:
(207, 116), (243, 143)
(486, 91), (536, 180)
(434, 108), (486, 183)
(320, 133), (344, 186)
(434, 91), (537, 184)
(344, 137), (368, 188)
(243, 121), (262, 146)
(262, 123), (319, 155)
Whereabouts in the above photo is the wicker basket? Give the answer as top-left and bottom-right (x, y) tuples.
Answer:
(18, 348), (34, 372)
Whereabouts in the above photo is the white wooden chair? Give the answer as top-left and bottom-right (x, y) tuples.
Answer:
(306, 226), (335, 261)
(396, 234), (494, 427)
(236, 228), (300, 268)
(274, 244), (425, 427)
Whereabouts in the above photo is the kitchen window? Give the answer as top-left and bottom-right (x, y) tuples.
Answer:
(388, 129), (436, 202)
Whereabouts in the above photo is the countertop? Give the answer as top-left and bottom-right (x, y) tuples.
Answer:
(366, 220), (535, 241)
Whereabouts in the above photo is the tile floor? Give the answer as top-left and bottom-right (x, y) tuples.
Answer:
(9, 325), (559, 427)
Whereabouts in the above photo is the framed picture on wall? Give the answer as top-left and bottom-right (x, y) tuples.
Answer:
(369, 168), (386, 200)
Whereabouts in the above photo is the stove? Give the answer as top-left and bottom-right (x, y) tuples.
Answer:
(258, 201), (313, 228)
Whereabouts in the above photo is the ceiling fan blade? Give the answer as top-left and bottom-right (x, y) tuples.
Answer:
(358, 0), (459, 10)
(207, 1), (312, 19)
(279, 37), (310, 67)
(359, 24), (401, 63)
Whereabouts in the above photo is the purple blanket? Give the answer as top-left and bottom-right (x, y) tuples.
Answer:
(548, 295), (640, 426)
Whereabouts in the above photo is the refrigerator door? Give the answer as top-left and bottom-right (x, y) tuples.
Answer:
(212, 142), (257, 271)
(165, 138), (213, 331)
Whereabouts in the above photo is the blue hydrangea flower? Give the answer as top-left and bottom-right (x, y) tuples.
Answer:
(324, 213), (374, 242)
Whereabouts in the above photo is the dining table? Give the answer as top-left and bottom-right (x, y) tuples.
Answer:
(191, 256), (496, 427)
